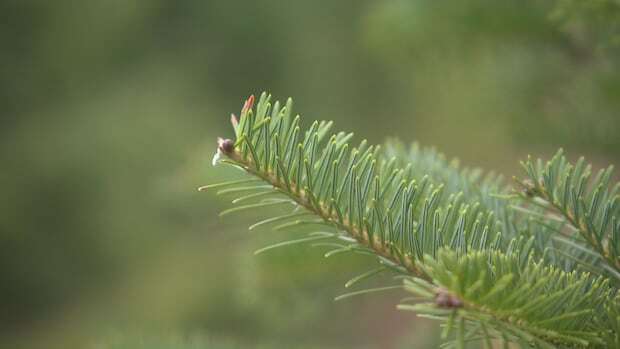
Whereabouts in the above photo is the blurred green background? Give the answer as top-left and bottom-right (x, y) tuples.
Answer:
(1, 1), (619, 348)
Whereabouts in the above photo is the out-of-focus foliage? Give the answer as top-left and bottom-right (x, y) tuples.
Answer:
(551, 0), (620, 49)
(0, 1), (618, 348)
(362, 0), (620, 159)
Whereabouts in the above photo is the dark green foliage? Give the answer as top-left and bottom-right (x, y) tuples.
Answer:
(208, 93), (619, 348)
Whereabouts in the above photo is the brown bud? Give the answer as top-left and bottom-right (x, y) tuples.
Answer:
(522, 179), (540, 197)
(447, 296), (463, 308)
(435, 292), (450, 307)
(217, 137), (234, 154)
(435, 288), (463, 309)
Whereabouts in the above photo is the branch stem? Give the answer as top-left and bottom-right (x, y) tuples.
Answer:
(226, 150), (431, 281)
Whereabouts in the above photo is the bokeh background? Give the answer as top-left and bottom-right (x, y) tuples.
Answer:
(1, 1), (619, 348)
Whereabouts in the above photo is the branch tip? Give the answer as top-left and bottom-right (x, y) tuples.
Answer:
(217, 137), (235, 154)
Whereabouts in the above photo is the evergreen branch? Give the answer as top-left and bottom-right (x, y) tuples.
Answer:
(517, 149), (620, 278)
(383, 140), (562, 263)
(402, 249), (615, 348)
(206, 93), (620, 348)
(223, 145), (429, 278)
(213, 92), (510, 281)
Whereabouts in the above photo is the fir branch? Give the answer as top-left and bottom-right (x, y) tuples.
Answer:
(213, 92), (507, 281)
(223, 144), (428, 278)
(205, 93), (620, 348)
(516, 149), (620, 278)
(402, 249), (614, 348)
